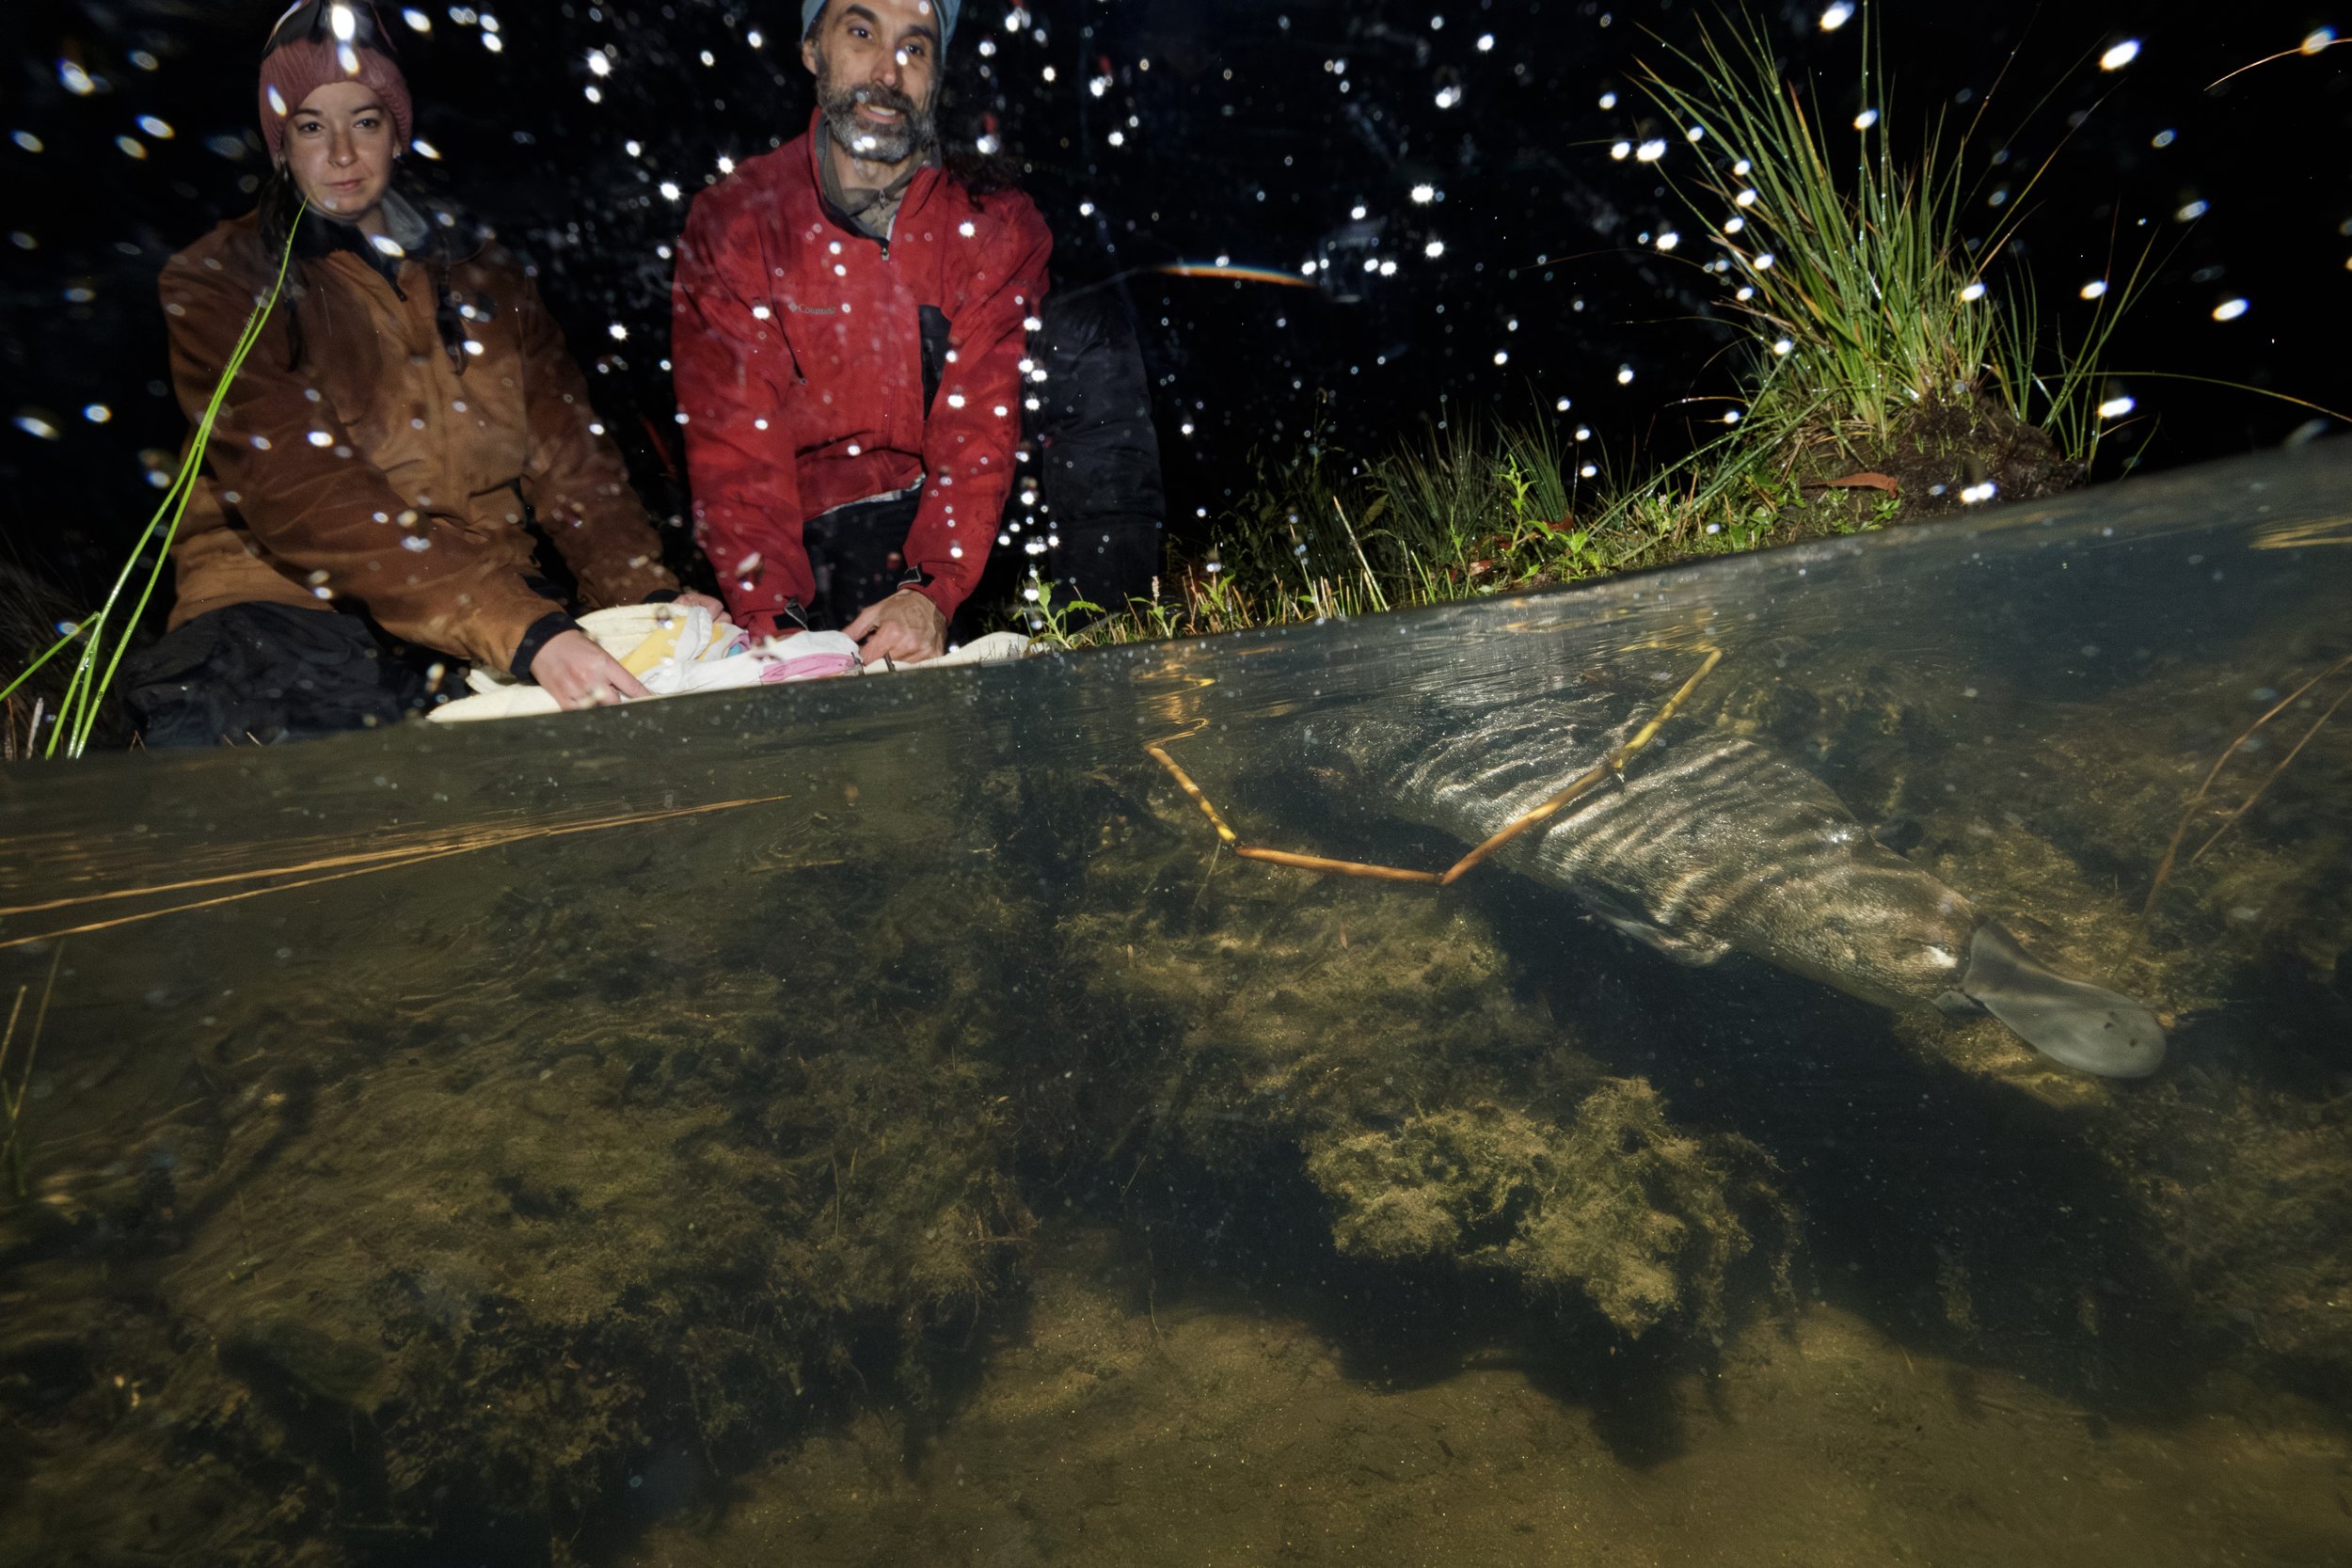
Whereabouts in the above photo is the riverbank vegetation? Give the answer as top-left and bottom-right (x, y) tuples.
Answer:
(1025, 15), (2141, 648)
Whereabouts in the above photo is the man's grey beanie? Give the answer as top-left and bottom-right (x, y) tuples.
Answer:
(802, 0), (961, 42)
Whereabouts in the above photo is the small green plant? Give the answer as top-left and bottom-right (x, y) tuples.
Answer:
(1011, 569), (1104, 650)
(1627, 6), (2157, 494)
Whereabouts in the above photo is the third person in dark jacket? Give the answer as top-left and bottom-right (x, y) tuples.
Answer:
(1009, 286), (1167, 629)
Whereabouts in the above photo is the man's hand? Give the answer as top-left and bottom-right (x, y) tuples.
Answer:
(844, 589), (947, 664)
(529, 628), (653, 709)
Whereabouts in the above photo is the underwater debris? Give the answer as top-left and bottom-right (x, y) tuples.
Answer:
(1306, 1080), (1793, 1338)
(2143, 650), (2352, 923)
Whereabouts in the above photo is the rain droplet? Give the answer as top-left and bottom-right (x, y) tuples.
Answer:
(2099, 40), (2141, 71)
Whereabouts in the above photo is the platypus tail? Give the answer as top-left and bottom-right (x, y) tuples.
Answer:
(1958, 925), (2167, 1078)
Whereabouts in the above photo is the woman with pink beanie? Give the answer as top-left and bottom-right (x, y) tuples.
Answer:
(127, 2), (720, 744)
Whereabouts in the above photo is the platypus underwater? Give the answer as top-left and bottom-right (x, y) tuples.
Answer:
(1265, 676), (2168, 1080)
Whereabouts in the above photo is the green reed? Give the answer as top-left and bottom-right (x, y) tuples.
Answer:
(0, 210), (305, 758)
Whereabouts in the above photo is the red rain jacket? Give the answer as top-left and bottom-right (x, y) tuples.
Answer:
(672, 115), (1052, 631)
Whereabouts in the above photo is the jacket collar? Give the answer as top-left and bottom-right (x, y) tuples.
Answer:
(295, 188), (438, 279)
(799, 108), (940, 239)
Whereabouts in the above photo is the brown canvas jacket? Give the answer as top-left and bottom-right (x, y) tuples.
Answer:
(159, 205), (676, 672)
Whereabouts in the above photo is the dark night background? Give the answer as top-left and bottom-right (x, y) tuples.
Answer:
(1, 0), (2344, 613)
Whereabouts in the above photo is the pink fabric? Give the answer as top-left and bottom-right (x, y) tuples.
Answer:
(259, 38), (414, 161)
(759, 653), (862, 684)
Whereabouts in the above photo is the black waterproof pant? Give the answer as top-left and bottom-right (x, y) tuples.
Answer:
(799, 489), (923, 633)
(125, 602), (448, 747)
(1024, 288), (1166, 619)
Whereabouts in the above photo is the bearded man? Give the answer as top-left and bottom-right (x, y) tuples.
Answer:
(672, 0), (1050, 662)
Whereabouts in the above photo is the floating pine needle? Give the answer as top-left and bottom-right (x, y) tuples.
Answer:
(2142, 652), (2352, 921)
(0, 794), (791, 951)
(2250, 516), (2352, 551)
(2207, 33), (2344, 92)
(2188, 673), (2352, 867)
(1151, 647), (1722, 887)
(1, 942), (63, 1195)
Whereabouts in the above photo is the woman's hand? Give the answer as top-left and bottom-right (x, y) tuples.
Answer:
(529, 629), (652, 709)
(844, 590), (947, 664)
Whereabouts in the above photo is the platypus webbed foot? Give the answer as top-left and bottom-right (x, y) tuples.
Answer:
(1958, 925), (2167, 1078)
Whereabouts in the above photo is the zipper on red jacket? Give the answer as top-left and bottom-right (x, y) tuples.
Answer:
(776, 317), (808, 385)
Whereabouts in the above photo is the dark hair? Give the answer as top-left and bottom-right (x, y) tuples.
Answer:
(257, 160), (308, 260)
(936, 32), (1023, 201)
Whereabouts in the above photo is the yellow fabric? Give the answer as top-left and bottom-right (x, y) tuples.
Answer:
(620, 618), (689, 675)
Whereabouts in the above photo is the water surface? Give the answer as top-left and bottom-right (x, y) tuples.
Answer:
(4, 445), (2348, 1565)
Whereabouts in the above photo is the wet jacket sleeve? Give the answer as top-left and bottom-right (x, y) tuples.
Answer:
(672, 191), (809, 628)
(513, 270), (678, 610)
(904, 195), (1053, 619)
(160, 251), (565, 673)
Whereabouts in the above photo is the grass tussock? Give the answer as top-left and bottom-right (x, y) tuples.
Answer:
(1035, 10), (2143, 651)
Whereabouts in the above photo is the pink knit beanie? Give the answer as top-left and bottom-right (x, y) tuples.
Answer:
(258, 36), (413, 163)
